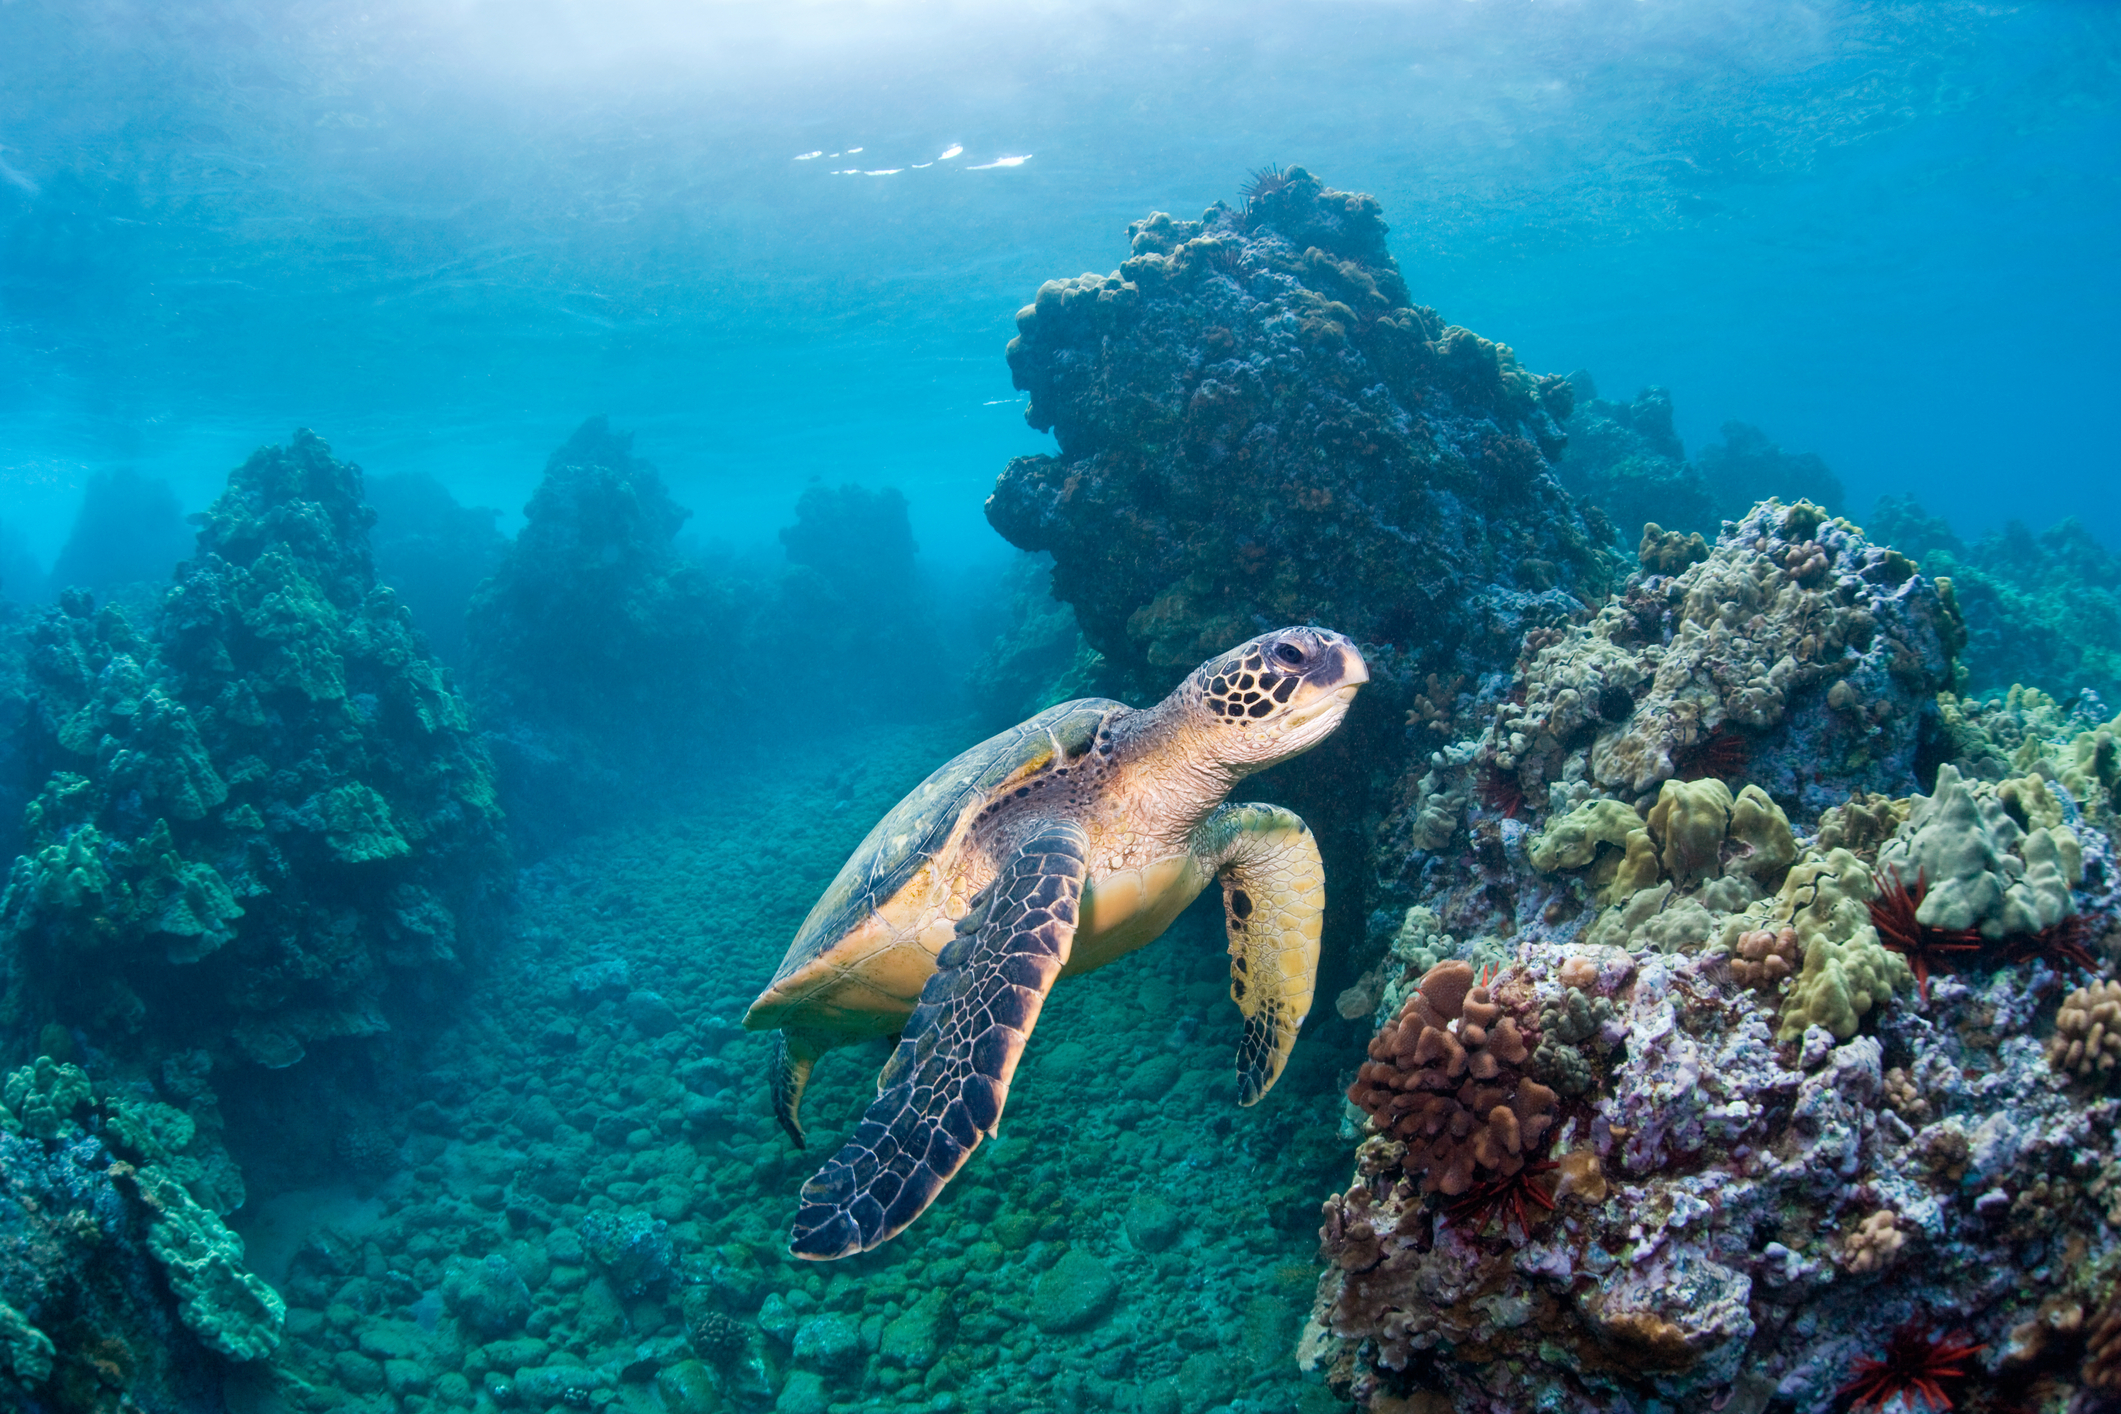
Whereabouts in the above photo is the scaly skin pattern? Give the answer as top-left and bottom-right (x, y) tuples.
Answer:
(745, 627), (1366, 1255)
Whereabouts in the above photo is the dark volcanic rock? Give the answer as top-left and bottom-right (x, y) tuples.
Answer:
(986, 166), (1618, 694)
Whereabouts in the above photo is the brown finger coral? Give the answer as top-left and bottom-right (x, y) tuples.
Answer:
(2087, 1288), (2121, 1390)
(1347, 961), (1559, 1197)
(1730, 926), (1800, 990)
(2048, 980), (2121, 1085)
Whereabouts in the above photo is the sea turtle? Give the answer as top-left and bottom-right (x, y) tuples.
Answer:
(743, 626), (1368, 1259)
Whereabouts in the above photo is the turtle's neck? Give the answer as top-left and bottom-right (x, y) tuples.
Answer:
(1111, 686), (1254, 838)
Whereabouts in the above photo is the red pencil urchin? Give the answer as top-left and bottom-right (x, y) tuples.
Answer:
(1438, 1159), (1557, 1239)
(1996, 910), (2105, 975)
(1674, 728), (1750, 782)
(1868, 870), (1983, 1005)
(1479, 770), (1526, 821)
(1837, 1320), (1985, 1412)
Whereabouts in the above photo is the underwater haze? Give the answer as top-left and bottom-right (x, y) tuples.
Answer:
(4, 3), (2121, 1414)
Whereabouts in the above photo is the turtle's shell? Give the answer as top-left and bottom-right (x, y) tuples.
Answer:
(759, 698), (1119, 1004)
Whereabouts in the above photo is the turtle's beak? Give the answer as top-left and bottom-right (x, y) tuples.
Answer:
(1337, 642), (1370, 688)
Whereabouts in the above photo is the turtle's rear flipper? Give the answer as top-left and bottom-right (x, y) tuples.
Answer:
(771, 1032), (826, 1148)
(788, 820), (1088, 1260)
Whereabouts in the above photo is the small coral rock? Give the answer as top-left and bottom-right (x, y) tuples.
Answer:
(1347, 961), (1557, 1195)
(1842, 1209), (1905, 1274)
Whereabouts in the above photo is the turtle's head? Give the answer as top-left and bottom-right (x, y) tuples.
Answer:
(1180, 627), (1368, 773)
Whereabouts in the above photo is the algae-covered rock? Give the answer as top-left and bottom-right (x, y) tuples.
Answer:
(657, 1361), (725, 1414)
(791, 1311), (862, 1373)
(1031, 1249), (1118, 1333)
(879, 1288), (954, 1370)
(442, 1253), (533, 1338)
(774, 1371), (830, 1414)
(1125, 1195), (1182, 1253)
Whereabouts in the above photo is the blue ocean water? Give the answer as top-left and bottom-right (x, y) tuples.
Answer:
(2, 4), (2120, 1414)
(3, 1), (2116, 559)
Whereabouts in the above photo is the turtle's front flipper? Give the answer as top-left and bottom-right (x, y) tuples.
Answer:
(788, 821), (1088, 1260)
(1199, 803), (1324, 1105)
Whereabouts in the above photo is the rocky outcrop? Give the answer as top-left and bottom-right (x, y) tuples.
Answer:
(986, 166), (1616, 696)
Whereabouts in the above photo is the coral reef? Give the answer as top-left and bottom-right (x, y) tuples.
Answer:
(463, 419), (945, 843)
(1870, 495), (2121, 706)
(0, 1054), (282, 1409)
(0, 430), (506, 1076)
(1313, 589), (2121, 1414)
(766, 480), (949, 723)
(1552, 381), (1850, 557)
(1308, 443), (2121, 1408)
(464, 417), (741, 837)
(986, 167), (1613, 694)
(1471, 499), (1958, 820)
(1695, 421), (1847, 522)
(964, 552), (1113, 728)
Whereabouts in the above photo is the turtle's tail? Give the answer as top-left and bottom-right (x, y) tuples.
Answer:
(771, 1032), (817, 1148)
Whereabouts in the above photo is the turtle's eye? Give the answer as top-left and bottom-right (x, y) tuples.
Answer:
(1274, 642), (1306, 666)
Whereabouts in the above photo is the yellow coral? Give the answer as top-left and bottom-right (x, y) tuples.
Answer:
(1527, 798), (1658, 905)
(1726, 786), (1797, 882)
(1645, 779), (1731, 888)
(1770, 848), (1910, 1040)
